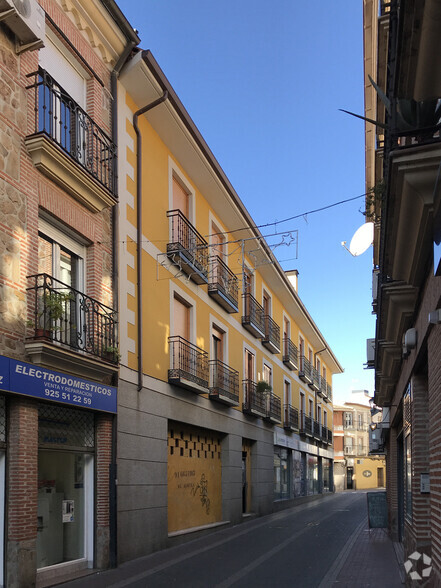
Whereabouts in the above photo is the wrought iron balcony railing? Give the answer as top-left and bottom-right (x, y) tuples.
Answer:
(311, 367), (320, 392)
(299, 411), (313, 437)
(208, 256), (239, 313)
(166, 210), (209, 284)
(326, 383), (333, 403)
(298, 356), (313, 385)
(242, 293), (265, 338)
(283, 404), (299, 431)
(319, 376), (328, 399)
(265, 391), (281, 423)
(168, 336), (209, 392)
(26, 68), (116, 196)
(262, 315), (281, 354)
(282, 337), (298, 371)
(242, 379), (266, 418)
(313, 419), (321, 439)
(209, 359), (239, 406)
(321, 425), (329, 444)
(328, 429), (333, 444)
(26, 273), (118, 363)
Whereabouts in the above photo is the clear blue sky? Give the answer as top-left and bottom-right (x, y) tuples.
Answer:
(116, 0), (375, 404)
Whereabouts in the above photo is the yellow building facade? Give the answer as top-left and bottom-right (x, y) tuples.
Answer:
(333, 401), (386, 491)
(116, 49), (343, 562)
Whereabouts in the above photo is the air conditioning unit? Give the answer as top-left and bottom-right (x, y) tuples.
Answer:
(0, 0), (45, 53)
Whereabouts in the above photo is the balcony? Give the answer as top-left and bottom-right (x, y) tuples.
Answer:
(298, 356), (313, 386)
(282, 337), (298, 371)
(328, 429), (333, 444)
(242, 293), (265, 339)
(299, 412), (313, 438)
(168, 336), (209, 393)
(319, 376), (328, 400)
(264, 391), (281, 424)
(25, 273), (118, 382)
(344, 446), (356, 456)
(321, 425), (329, 444)
(311, 367), (320, 392)
(209, 359), (239, 406)
(208, 256), (239, 313)
(313, 419), (321, 440)
(261, 315), (281, 354)
(24, 69), (116, 213)
(283, 404), (299, 431)
(327, 383), (333, 403)
(242, 379), (266, 418)
(166, 210), (209, 285)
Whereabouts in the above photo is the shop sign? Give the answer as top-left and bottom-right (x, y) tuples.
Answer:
(0, 355), (116, 413)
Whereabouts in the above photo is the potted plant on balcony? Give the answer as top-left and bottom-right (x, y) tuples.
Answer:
(103, 345), (121, 363)
(33, 290), (73, 339)
(256, 380), (272, 394)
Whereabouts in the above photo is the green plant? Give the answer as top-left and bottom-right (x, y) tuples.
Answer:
(104, 345), (121, 361)
(256, 380), (272, 394)
(38, 290), (73, 332)
(363, 179), (385, 222)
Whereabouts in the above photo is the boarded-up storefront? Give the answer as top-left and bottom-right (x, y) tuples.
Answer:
(168, 424), (222, 532)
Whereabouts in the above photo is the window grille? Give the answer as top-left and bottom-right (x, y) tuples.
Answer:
(38, 403), (95, 449)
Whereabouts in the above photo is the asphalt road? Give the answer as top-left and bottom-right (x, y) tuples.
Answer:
(100, 491), (368, 588)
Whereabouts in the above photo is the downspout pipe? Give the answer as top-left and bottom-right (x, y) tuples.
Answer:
(109, 35), (139, 570)
(133, 91), (169, 391)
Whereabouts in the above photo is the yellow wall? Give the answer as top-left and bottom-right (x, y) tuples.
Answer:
(354, 458), (386, 489)
(123, 93), (337, 419)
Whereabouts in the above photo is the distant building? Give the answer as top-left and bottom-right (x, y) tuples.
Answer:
(363, 0), (441, 582)
(333, 401), (385, 491)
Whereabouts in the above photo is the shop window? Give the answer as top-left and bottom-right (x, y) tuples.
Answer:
(37, 404), (94, 570)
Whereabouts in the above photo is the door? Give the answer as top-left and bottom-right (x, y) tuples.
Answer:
(346, 467), (354, 490)
(242, 452), (248, 513)
(377, 467), (385, 487)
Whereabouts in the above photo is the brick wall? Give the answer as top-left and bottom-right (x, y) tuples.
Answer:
(6, 398), (38, 587)
(429, 323), (441, 584)
(404, 373), (431, 560)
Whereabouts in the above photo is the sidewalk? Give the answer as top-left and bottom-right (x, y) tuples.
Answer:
(320, 517), (404, 587)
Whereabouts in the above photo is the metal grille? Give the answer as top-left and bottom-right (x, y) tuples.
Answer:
(0, 396), (5, 443)
(38, 403), (95, 449)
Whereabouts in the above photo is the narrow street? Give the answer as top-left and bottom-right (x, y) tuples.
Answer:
(62, 491), (402, 588)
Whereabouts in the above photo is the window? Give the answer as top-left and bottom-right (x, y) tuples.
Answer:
(38, 219), (85, 291)
(244, 348), (255, 381)
(263, 290), (271, 316)
(284, 380), (291, 406)
(211, 221), (226, 261)
(344, 412), (353, 428)
(317, 406), (321, 425)
(173, 294), (190, 341)
(358, 413), (364, 429)
(299, 336), (305, 358)
(283, 316), (290, 340)
(300, 392), (305, 415)
(308, 399), (314, 418)
(172, 176), (189, 218)
(243, 267), (253, 295)
(323, 411), (327, 428)
(263, 363), (272, 388)
(212, 326), (224, 363)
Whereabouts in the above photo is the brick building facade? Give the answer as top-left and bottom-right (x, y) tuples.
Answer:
(363, 0), (441, 583)
(0, 1), (138, 586)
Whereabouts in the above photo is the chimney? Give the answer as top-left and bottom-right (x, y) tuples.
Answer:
(285, 269), (298, 293)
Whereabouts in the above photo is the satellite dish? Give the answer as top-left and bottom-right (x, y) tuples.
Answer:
(348, 222), (374, 256)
